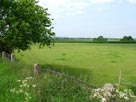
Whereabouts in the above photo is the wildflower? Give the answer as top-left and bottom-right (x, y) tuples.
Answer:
(10, 76), (35, 102)
(29, 96), (32, 99)
(91, 83), (136, 102)
(22, 80), (27, 83)
(116, 89), (119, 93)
(10, 88), (15, 93)
(124, 96), (129, 100)
(25, 92), (29, 96)
(25, 77), (32, 80)
(19, 89), (23, 93)
(32, 85), (36, 88)
(23, 83), (27, 87)
(119, 91), (126, 98)
(124, 89), (128, 92)
(17, 80), (21, 82)
(19, 85), (23, 87)
(27, 85), (30, 88)
(102, 98), (106, 102)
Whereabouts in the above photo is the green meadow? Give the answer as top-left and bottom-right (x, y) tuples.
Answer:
(16, 43), (136, 87)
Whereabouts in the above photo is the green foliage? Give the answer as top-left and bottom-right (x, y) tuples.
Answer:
(91, 84), (136, 102)
(0, 0), (55, 53)
(129, 86), (136, 95)
(55, 37), (93, 43)
(1, 59), (135, 102)
(0, 59), (92, 102)
(120, 36), (134, 42)
(93, 36), (108, 43)
(55, 37), (136, 43)
(34, 73), (92, 102)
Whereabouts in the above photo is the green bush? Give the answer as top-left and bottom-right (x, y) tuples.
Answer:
(120, 36), (134, 42)
(93, 36), (108, 43)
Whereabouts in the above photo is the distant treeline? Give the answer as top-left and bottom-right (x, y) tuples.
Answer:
(55, 36), (136, 43)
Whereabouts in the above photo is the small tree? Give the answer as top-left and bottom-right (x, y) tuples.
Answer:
(93, 36), (107, 43)
(0, 0), (55, 54)
(120, 36), (134, 42)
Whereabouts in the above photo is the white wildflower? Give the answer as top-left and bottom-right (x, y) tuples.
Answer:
(119, 91), (126, 98)
(29, 96), (32, 99)
(124, 89), (128, 92)
(102, 98), (106, 102)
(19, 89), (23, 93)
(124, 96), (129, 100)
(10, 76), (34, 102)
(10, 88), (15, 93)
(17, 80), (21, 82)
(22, 80), (27, 83)
(116, 89), (119, 93)
(25, 92), (29, 96)
(32, 84), (36, 88)
(27, 85), (30, 88)
(93, 93), (97, 97)
(19, 85), (23, 87)
(103, 83), (115, 91)
(91, 83), (136, 102)
(25, 77), (32, 80)
(23, 83), (27, 87)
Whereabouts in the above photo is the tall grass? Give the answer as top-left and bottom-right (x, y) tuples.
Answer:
(0, 59), (92, 102)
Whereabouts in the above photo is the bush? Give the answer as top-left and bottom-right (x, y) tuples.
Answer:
(120, 36), (134, 42)
(93, 36), (108, 43)
(90, 83), (136, 102)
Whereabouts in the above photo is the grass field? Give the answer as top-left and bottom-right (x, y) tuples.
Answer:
(16, 43), (136, 87)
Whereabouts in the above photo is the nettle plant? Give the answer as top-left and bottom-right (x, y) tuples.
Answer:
(90, 83), (136, 102)
(10, 77), (36, 102)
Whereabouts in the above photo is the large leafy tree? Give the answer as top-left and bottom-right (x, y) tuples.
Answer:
(0, 0), (55, 53)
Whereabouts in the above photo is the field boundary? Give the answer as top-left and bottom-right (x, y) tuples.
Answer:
(33, 64), (98, 90)
(44, 68), (97, 89)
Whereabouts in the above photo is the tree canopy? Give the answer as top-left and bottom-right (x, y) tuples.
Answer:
(93, 36), (107, 43)
(120, 36), (134, 42)
(0, 0), (55, 53)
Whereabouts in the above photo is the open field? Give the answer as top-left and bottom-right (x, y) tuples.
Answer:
(16, 43), (136, 87)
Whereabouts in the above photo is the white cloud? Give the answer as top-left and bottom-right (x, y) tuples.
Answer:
(89, 0), (114, 4)
(38, 0), (125, 18)
(128, 0), (136, 3)
(38, 0), (89, 17)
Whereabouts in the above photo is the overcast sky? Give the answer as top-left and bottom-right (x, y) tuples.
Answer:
(38, 0), (136, 38)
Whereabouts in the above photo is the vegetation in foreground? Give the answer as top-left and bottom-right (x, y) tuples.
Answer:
(1, 59), (136, 102)
(0, 59), (92, 102)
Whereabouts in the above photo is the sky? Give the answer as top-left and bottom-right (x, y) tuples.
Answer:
(38, 0), (136, 38)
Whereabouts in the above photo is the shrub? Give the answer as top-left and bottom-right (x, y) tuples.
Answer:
(93, 36), (108, 43)
(120, 36), (134, 42)
(90, 83), (136, 102)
